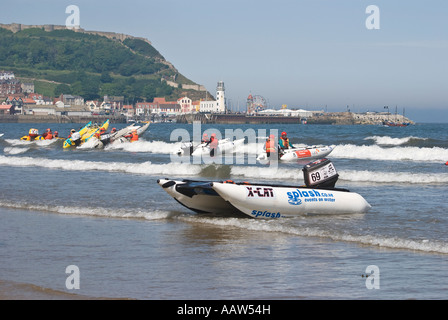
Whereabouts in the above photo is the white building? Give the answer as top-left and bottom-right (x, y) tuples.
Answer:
(0, 71), (15, 80)
(200, 81), (226, 113)
(178, 96), (193, 113)
(258, 108), (314, 118)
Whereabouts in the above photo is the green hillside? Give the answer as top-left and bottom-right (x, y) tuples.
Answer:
(0, 26), (206, 102)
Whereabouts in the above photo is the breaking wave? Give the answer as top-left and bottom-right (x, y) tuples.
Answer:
(331, 144), (448, 162)
(0, 200), (174, 221)
(1, 155), (446, 184)
(364, 135), (427, 146)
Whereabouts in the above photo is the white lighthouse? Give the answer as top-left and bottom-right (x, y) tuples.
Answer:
(215, 81), (226, 113)
(199, 80), (227, 113)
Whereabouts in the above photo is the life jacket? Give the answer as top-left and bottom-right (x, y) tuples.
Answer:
(130, 132), (139, 142)
(280, 137), (291, 149)
(45, 133), (53, 140)
(265, 139), (276, 153)
(209, 137), (218, 149)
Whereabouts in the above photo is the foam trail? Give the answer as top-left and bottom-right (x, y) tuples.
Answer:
(3, 147), (29, 155)
(338, 170), (448, 184)
(332, 144), (448, 162)
(0, 200), (173, 221)
(4, 139), (57, 147)
(0, 155), (201, 176)
(365, 135), (427, 146)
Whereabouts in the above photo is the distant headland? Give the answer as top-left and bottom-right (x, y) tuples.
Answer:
(0, 22), (151, 44)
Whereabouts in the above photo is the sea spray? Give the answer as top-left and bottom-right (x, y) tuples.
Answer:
(331, 144), (448, 162)
(364, 135), (428, 146)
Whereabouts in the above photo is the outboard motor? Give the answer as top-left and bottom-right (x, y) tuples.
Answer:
(302, 158), (339, 189)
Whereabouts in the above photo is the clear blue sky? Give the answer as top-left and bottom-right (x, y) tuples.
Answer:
(1, 0), (447, 122)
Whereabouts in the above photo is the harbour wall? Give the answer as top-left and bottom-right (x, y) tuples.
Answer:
(176, 114), (302, 124)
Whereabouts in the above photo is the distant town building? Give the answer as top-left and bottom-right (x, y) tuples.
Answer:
(21, 82), (34, 93)
(0, 71), (15, 80)
(178, 96), (193, 113)
(58, 94), (84, 106)
(0, 104), (14, 115)
(103, 96), (124, 113)
(0, 79), (22, 96)
(122, 104), (134, 117)
(5, 96), (23, 114)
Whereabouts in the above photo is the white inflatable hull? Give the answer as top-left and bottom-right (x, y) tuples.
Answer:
(109, 122), (150, 146)
(158, 178), (371, 218)
(77, 136), (102, 149)
(191, 138), (245, 156)
(212, 182), (370, 218)
(176, 138), (245, 156)
(257, 145), (335, 161)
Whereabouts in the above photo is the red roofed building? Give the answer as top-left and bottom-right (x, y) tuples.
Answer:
(122, 104), (134, 117)
(136, 98), (180, 117)
(0, 104), (14, 115)
(22, 98), (37, 106)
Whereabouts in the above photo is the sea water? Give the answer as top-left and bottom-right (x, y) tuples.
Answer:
(0, 122), (447, 300)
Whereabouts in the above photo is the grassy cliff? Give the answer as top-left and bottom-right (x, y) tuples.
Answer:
(0, 26), (208, 102)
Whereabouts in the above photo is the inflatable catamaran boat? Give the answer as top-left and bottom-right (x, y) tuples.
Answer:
(257, 145), (335, 162)
(158, 158), (371, 218)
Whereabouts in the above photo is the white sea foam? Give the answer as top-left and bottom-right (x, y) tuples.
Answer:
(331, 144), (448, 162)
(4, 138), (58, 147)
(338, 170), (448, 184)
(0, 200), (173, 220)
(3, 147), (30, 155)
(365, 135), (427, 146)
(0, 155), (201, 176)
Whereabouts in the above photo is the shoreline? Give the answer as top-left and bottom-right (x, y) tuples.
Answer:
(0, 114), (125, 124)
(0, 278), (129, 300)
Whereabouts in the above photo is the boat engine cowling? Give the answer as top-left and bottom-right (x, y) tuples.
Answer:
(302, 158), (339, 189)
